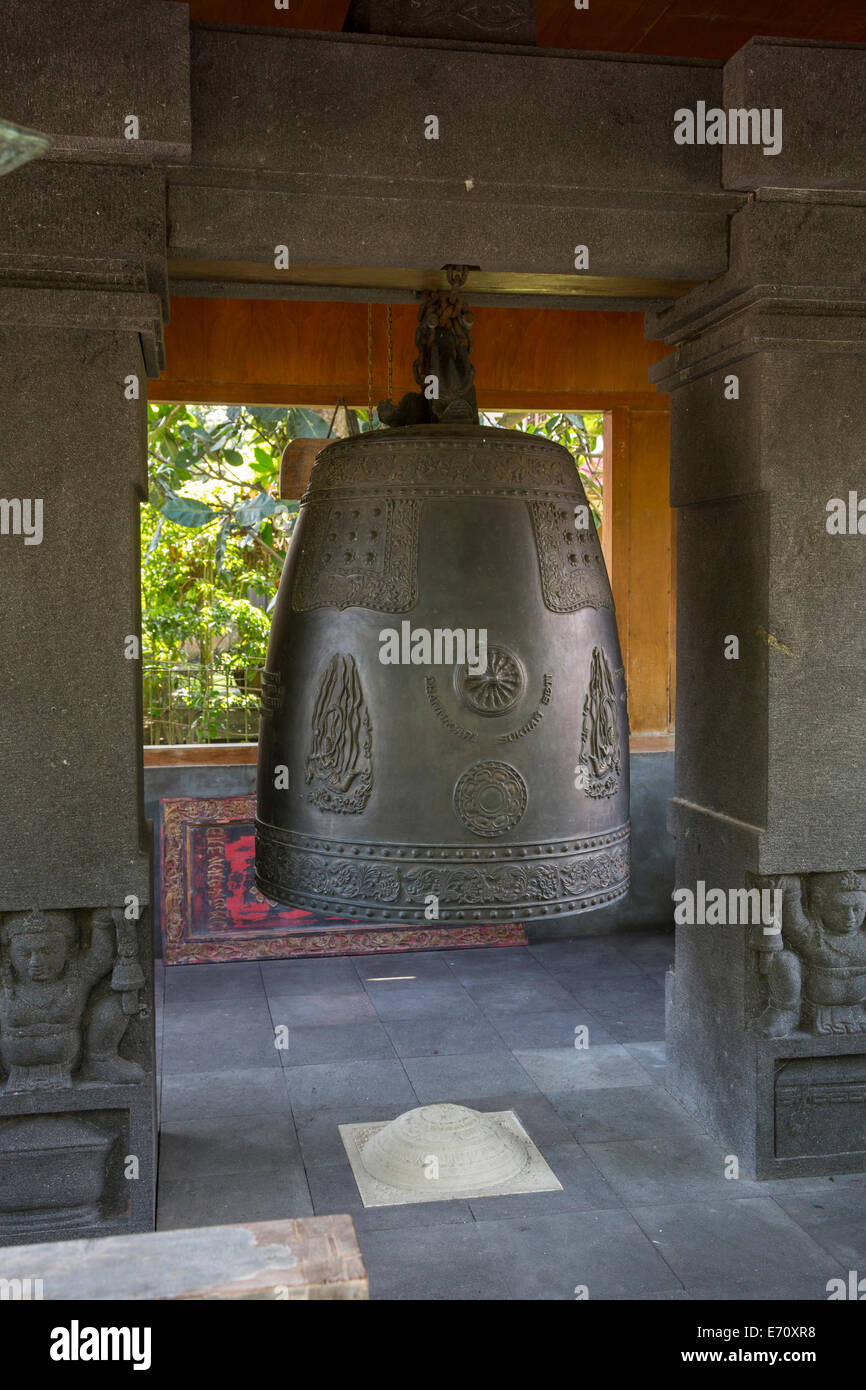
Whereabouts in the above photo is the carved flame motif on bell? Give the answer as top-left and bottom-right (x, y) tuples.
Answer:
(256, 273), (629, 923)
(576, 647), (622, 800)
(304, 654), (373, 815)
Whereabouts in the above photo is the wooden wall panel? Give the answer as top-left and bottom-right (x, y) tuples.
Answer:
(603, 406), (674, 737)
(626, 409), (674, 735)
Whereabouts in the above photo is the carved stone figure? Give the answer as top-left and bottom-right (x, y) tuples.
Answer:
(750, 871), (866, 1037)
(0, 907), (145, 1092)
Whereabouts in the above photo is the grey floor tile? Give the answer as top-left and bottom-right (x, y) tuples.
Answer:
(162, 999), (282, 1074)
(489, 1008), (616, 1050)
(463, 976), (579, 1016)
(514, 1044), (657, 1094)
(581, 1134), (776, 1206)
(363, 980), (481, 1023)
(164, 960), (264, 1002)
(553, 1084), (707, 1145)
(307, 1158), (475, 1232)
(771, 1185), (866, 1267)
(614, 930), (675, 969)
(277, 1020), (396, 1067)
(624, 1040), (667, 1076)
(355, 952), (454, 983)
(442, 946), (537, 974)
(469, 1141), (623, 1220)
(265, 990), (378, 1026)
(156, 1168), (312, 1231)
(382, 1014), (509, 1059)
(596, 1012), (668, 1044)
(629, 1197), (847, 1290)
(358, 1223), (512, 1300)
(671, 1278), (835, 1300)
(160, 1066), (291, 1121)
(453, 1091), (578, 1150)
(403, 1050), (543, 1103)
(283, 1058), (417, 1113)
(565, 976), (665, 1014)
(529, 939), (645, 981)
(479, 1209), (682, 1300)
(158, 1112), (300, 1180)
(260, 956), (366, 994)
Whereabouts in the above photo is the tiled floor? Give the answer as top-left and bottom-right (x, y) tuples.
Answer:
(155, 930), (866, 1300)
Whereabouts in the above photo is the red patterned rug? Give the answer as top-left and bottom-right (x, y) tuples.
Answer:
(158, 796), (527, 964)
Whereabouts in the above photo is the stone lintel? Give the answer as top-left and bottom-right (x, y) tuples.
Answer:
(723, 37), (866, 192)
(0, 0), (191, 165)
(187, 27), (723, 195)
(167, 183), (732, 283)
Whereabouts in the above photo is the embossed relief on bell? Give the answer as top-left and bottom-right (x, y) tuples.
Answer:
(576, 647), (622, 800)
(455, 645), (524, 716)
(291, 497), (420, 613)
(305, 653), (373, 815)
(0, 907), (146, 1094)
(453, 760), (528, 838)
(529, 501), (614, 613)
(255, 822), (630, 920)
(750, 871), (866, 1039)
(260, 669), (283, 719)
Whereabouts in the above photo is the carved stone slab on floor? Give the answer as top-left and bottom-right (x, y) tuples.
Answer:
(0, 1215), (368, 1301)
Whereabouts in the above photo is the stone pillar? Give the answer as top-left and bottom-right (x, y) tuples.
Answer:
(0, 0), (189, 1242)
(649, 39), (866, 1176)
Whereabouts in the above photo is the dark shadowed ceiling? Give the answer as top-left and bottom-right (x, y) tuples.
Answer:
(171, 0), (866, 58)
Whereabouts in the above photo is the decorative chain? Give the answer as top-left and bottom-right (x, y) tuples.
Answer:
(412, 264), (473, 389)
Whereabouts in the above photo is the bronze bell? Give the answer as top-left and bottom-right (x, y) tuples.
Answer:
(256, 274), (629, 924)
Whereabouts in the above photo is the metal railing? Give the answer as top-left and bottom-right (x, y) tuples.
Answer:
(142, 663), (261, 745)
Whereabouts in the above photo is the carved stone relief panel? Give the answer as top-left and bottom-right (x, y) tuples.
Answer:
(750, 871), (866, 1038)
(0, 907), (146, 1094)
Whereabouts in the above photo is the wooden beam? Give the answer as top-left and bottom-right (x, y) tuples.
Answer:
(154, 298), (671, 406)
(168, 260), (699, 302)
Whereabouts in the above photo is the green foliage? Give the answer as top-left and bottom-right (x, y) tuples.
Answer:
(142, 402), (375, 673)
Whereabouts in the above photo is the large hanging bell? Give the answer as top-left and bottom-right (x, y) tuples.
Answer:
(256, 275), (629, 924)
